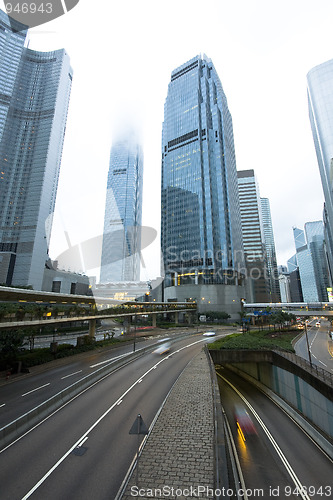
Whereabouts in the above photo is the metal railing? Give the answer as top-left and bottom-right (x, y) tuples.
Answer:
(273, 348), (333, 387)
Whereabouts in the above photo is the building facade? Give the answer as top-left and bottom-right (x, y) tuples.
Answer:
(237, 169), (270, 302)
(100, 136), (143, 283)
(161, 55), (246, 318)
(292, 222), (328, 302)
(307, 60), (333, 285)
(260, 197), (281, 301)
(0, 9), (72, 290)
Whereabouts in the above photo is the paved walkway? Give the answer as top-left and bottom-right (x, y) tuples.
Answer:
(121, 349), (215, 499)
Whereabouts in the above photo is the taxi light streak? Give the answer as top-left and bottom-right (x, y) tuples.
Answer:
(236, 421), (246, 442)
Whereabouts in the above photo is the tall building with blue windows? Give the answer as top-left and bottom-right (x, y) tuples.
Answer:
(307, 60), (333, 285)
(292, 222), (328, 302)
(0, 9), (73, 290)
(161, 55), (246, 318)
(0, 10), (27, 142)
(260, 197), (280, 301)
(100, 135), (143, 283)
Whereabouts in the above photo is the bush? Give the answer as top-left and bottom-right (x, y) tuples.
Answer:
(209, 329), (297, 352)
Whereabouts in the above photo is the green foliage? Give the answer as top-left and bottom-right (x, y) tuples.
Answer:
(203, 311), (231, 321)
(0, 329), (25, 359)
(209, 329), (297, 352)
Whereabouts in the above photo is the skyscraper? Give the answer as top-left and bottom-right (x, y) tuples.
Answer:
(292, 222), (328, 302)
(0, 9), (73, 290)
(237, 170), (270, 302)
(161, 55), (246, 318)
(100, 135), (143, 283)
(260, 197), (280, 301)
(0, 11), (27, 142)
(307, 60), (333, 284)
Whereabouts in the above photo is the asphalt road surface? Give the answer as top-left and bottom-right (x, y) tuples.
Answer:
(294, 320), (333, 373)
(0, 332), (216, 499)
(217, 367), (333, 500)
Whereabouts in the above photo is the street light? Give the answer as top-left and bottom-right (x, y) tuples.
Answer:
(304, 321), (313, 367)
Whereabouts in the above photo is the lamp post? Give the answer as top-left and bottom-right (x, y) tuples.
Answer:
(133, 313), (137, 352)
(304, 321), (312, 367)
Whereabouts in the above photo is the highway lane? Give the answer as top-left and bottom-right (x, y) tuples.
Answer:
(0, 330), (191, 428)
(217, 367), (333, 500)
(295, 320), (333, 373)
(0, 335), (217, 500)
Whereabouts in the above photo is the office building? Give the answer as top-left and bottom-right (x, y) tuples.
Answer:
(287, 255), (303, 303)
(277, 265), (291, 303)
(307, 60), (333, 284)
(292, 222), (328, 302)
(100, 135), (143, 283)
(0, 9), (73, 290)
(237, 170), (270, 302)
(0, 11), (27, 142)
(161, 55), (246, 319)
(260, 197), (280, 301)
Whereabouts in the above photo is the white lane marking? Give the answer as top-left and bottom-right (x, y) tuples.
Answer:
(117, 400), (123, 406)
(76, 437), (88, 448)
(89, 353), (129, 368)
(61, 370), (82, 380)
(60, 0), (67, 13)
(0, 404), (5, 408)
(21, 384), (50, 397)
(217, 373), (311, 500)
(21, 337), (206, 499)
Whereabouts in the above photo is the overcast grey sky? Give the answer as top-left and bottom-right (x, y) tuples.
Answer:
(2, 0), (333, 282)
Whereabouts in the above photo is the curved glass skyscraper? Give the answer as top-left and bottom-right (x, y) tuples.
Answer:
(100, 136), (143, 283)
(0, 9), (72, 290)
(161, 55), (245, 315)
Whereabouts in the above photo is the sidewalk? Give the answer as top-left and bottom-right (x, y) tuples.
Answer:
(121, 349), (216, 499)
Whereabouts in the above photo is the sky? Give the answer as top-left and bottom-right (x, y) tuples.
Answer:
(2, 0), (333, 283)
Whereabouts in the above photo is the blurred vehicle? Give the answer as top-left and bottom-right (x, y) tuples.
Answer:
(153, 339), (171, 355)
(234, 404), (257, 438)
(202, 331), (216, 337)
(316, 321), (321, 327)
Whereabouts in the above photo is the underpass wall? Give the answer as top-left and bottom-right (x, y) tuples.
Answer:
(210, 350), (333, 444)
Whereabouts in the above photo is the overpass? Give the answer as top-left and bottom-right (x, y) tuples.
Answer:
(0, 286), (197, 336)
(243, 301), (333, 317)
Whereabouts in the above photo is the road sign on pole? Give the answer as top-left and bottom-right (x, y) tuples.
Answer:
(129, 414), (149, 485)
(129, 413), (149, 435)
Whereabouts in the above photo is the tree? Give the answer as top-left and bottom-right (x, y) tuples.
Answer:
(0, 329), (25, 361)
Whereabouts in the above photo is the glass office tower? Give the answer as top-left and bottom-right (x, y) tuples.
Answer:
(100, 136), (143, 283)
(0, 9), (73, 290)
(161, 55), (245, 315)
(261, 197), (280, 301)
(307, 60), (333, 284)
(292, 222), (328, 302)
(0, 10), (27, 142)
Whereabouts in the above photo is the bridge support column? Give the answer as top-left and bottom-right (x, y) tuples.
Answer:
(89, 318), (96, 337)
(174, 312), (179, 325)
(152, 314), (157, 328)
(126, 317), (131, 335)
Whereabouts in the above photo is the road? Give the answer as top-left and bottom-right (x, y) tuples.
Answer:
(0, 329), (200, 428)
(294, 320), (333, 373)
(1, 330), (332, 500)
(217, 367), (333, 500)
(0, 332), (217, 500)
